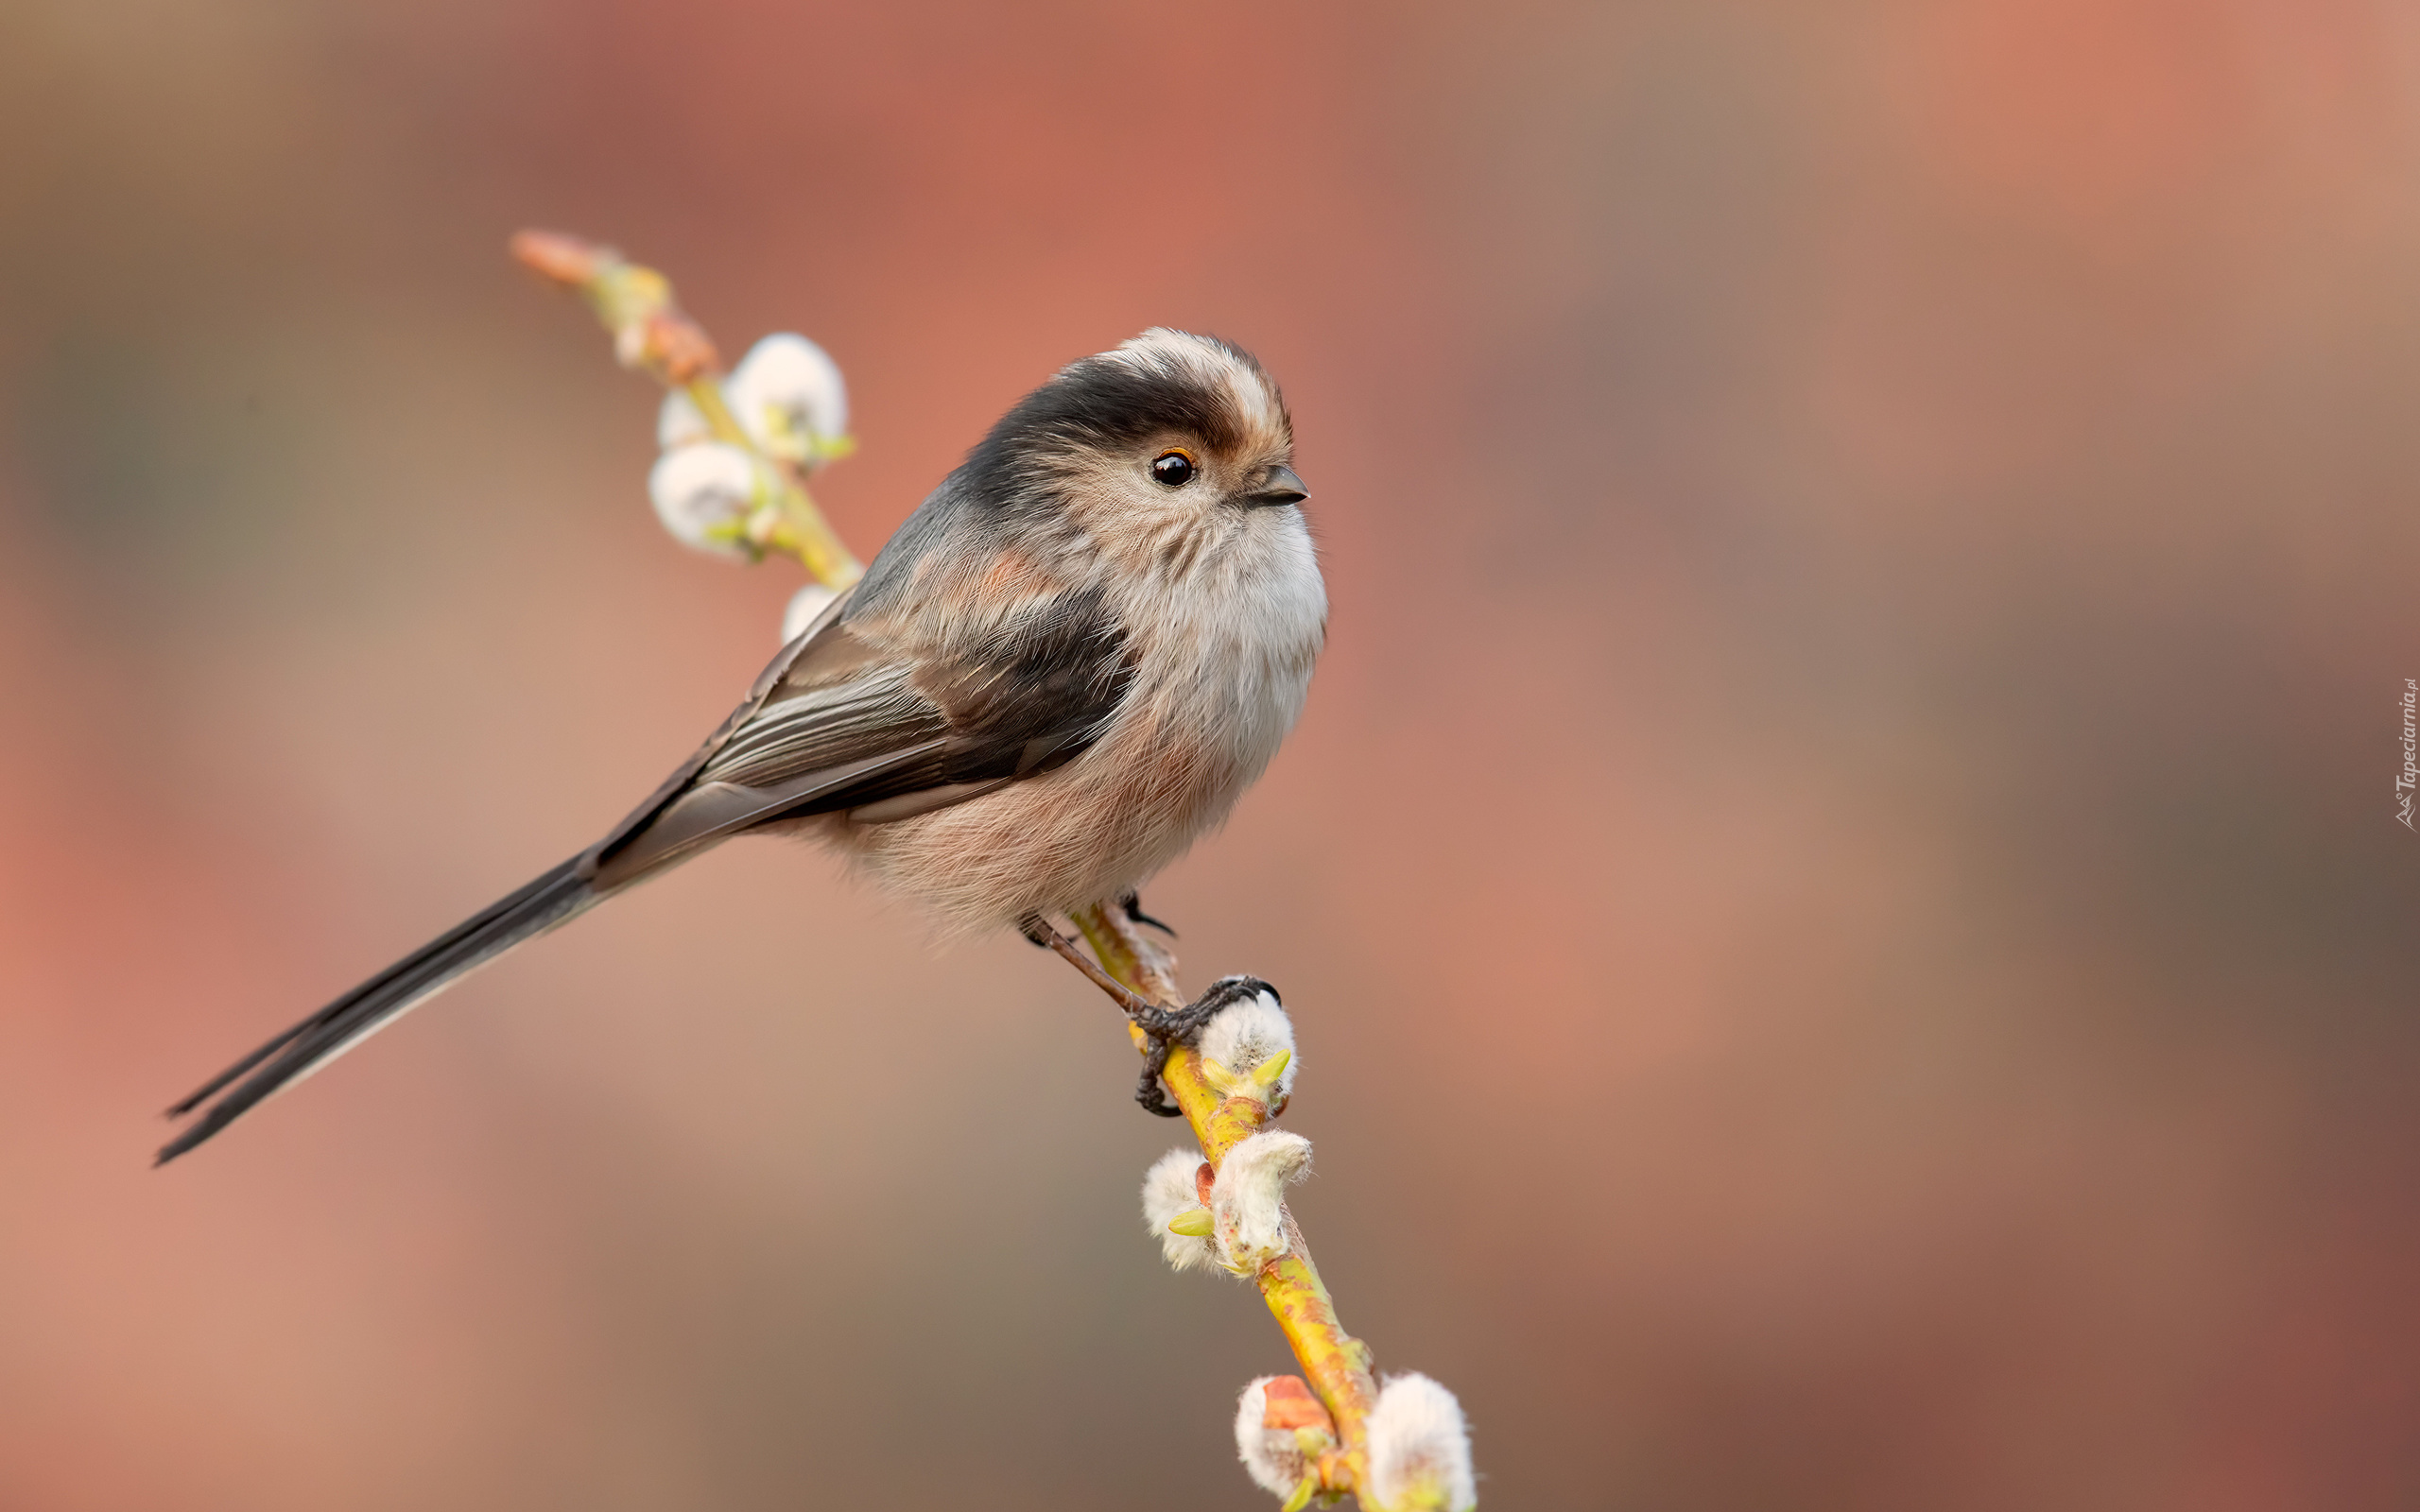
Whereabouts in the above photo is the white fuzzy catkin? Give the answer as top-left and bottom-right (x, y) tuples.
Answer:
(655, 334), (848, 464)
(1200, 988), (1299, 1105)
(727, 333), (848, 461)
(655, 388), (715, 451)
(1210, 1130), (1312, 1275)
(1234, 1378), (1310, 1498)
(1364, 1374), (1477, 1512)
(1140, 1147), (1218, 1272)
(647, 442), (763, 558)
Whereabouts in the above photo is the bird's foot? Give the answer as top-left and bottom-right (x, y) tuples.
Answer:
(1019, 916), (1270, 1118)
(1125, 974), (1275, 1117)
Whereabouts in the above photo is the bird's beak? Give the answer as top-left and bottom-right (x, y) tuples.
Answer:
(1244, 464), (1309, 507)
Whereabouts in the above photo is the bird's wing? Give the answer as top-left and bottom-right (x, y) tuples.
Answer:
(587, 579), (1134, 887)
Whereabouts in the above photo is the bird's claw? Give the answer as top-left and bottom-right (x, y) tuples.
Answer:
(1130, 974), (1277, 1116)
(1120, 891), (1178, 937)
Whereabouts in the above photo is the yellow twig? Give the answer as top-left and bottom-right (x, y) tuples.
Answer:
(1074, 903), (1381, 1504)
(509, 230), (863, 590)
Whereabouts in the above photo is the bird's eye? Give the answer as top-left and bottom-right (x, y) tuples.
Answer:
(1150, 449), (1197, 488)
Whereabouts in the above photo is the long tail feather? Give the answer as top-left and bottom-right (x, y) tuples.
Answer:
(158, 857), (600, 1164)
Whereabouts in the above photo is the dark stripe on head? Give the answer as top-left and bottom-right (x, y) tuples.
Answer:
(958, 331), (1281, 514)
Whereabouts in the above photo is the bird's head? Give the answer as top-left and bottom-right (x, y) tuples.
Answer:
(963, 329), (1307, 560)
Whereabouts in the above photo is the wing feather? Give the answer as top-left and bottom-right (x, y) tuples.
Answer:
(587, 576), (1134, 887)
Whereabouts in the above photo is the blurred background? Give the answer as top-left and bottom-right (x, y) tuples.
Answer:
(3, 0), (2419, 1506)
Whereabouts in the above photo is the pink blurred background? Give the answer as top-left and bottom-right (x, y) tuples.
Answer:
(5, 0), (2420, 1506)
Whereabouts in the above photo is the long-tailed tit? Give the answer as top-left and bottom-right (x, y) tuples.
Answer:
(160, 329), (1323, 1162)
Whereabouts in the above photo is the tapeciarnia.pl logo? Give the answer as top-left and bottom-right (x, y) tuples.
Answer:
(2400, 679), (2416, 830)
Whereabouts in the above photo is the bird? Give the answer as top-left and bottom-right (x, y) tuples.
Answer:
(158, 328), (1326, 1163)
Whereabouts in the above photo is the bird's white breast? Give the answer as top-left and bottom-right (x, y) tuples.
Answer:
(1121, 510), (1327, 782)
(816, 509), (1326, 933)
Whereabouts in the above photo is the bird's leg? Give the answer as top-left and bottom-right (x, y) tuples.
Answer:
(1022, 916), (1157, 1015)
(1020, 915), (1275, 1118)
(1119, 891), (1178, 937)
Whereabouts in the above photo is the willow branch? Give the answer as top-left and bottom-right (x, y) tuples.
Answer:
(514, 232), (1428, 1510)
(509, 230), (863, 590)
(1074, 902), (1382, 1503)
